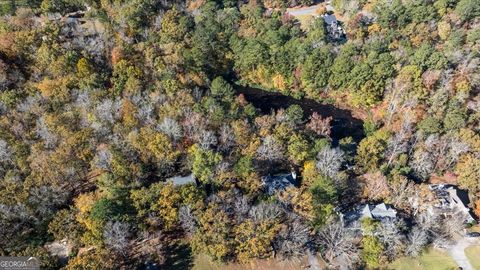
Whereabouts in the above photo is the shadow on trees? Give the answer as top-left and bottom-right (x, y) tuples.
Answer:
(234, 84), (365, 144)
(161, 241), (194, 270)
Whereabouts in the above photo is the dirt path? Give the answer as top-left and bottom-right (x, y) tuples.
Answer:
(446, 237), (477, 270)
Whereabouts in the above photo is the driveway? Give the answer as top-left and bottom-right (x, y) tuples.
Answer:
(287, 4), (323, 17)
(446, 237), (479, 270)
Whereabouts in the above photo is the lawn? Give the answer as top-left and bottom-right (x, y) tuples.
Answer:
(388, 248), (458, 270)
(465, 246), (480, 270)
(192, 254), (320, 270)
(290, 14), (316, 30)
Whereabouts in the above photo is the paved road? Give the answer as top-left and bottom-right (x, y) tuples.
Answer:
(446, 237), (477, 270)
(287, 4), (323, 17)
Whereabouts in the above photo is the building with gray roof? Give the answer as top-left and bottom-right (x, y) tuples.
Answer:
(261, 172), (297, 195)
(339, 203), (397, 226)
(167, 174), (196, 186)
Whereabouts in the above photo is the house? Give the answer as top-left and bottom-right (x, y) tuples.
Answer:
(261, 172), (297, 195)
(167, 174), (196, 186)
(321, 13), (346, 40)
(362, 203), (397, 219)
(339, 203), (397, 226)
(429, 184), (475, 223)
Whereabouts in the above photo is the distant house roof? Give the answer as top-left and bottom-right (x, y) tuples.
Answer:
(340, 203), (397, 226)
(261, 172), (297, 195)
(167, 174), (196, 186)
(429, 184), (475, 223)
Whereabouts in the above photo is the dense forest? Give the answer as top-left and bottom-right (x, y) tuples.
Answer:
(0, 0), (479, 269)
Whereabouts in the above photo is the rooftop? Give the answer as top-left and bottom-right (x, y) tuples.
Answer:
(340, 203), (397, 226)
(167, 174), (196, 186)
(429, 184), (475, 223)
(322, 14), (337, 25)
(261, 172), (297, 195)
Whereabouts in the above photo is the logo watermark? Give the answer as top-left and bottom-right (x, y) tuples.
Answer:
(0, 257), (39, 270)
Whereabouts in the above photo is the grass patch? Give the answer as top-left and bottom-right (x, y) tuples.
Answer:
(192, 254), (316, 270)
(465, 246), (480, 270)
(294, 14), (315, 29)
(388, 248), (458, 270)
(468, 224), (480, 233)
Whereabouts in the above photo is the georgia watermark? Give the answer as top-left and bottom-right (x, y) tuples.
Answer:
(0, 257), (39, 270)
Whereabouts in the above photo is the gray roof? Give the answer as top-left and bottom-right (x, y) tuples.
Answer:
(366, 203), (397, 219)
(322, 14), (338, 25)
(262, 172), (297, 195)
(341, 203), (397, 225)
(168, 174), (195, 186)
(429, 184), (475, 222)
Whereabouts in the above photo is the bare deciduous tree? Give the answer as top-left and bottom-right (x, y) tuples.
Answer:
(362, 171), (390, 201)
(411, 132), (470, 179)
(36, 117), (58, 149)
(0, 60), (10, 90)
(377, 220), (406, 260)
(157, 117), (183, 142)
(132, 94), (155, 125)
(441, 211), (466, 239)
(274, 217), (310, 259)
(405, 226), (429, 257)
(318, 221), (360, 269)
(389, 177), (417, 213)
(95, 98), (122, 125)
(104, 221), (131, 255)
(93, 148), (112, 170)
(182, 112), (206, 141)
(249, 202), (284, 222)
(385, 113), (413, 166)
(0, 139), (12, 164)
(306, 112), (332, 137)
(218, 124), (235, 152)
(234, 195), (250, 221)
(197, 130), (217, 150)
(316, 147), (344, 179)
(0, 101), (5, 115)
(178, 206), (197, 237)
(256, 135), (284, 162)
(29, 185), (68, 216)
(410, 147), (435, 180)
